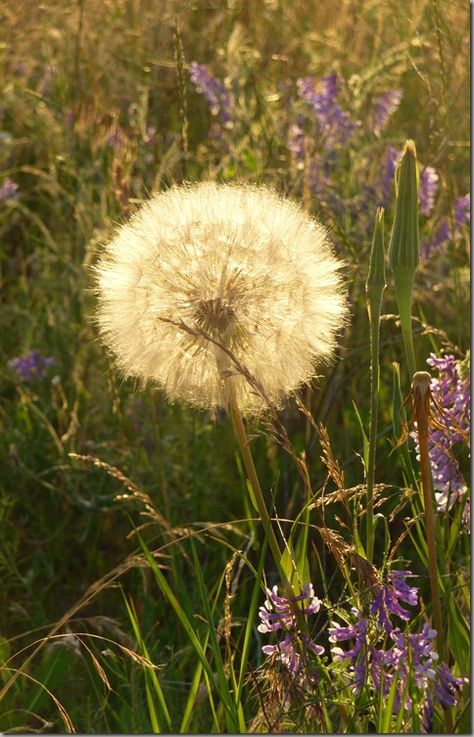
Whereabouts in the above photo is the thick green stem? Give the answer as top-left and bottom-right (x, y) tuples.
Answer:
(396, 275), (417, 379)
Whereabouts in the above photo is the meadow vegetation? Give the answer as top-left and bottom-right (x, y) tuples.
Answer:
(0, 0), (470, 732)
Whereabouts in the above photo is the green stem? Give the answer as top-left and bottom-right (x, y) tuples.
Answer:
(366, 298), (382, 563)
(412, 373), (444, 658)
(395, 276), (417, 378)
(228, 392), (289, 590)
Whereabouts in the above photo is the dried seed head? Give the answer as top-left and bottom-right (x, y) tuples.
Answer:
(94, 182), (347, 415)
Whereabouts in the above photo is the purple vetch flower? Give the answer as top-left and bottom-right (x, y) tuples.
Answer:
(419, 166), (439, 217)
(105, 127), (124, 150)
(329, 609), (369, 694)
(258, 583), (321, 633)
(370, 570), (419, 632)
(329, 563), (467, 718)
(288, 119), (306, 167)
(433, 662), (468, 708)
(258, 582), (324, 680)
(421, 692), (434, 733)
(9, 351), (56, 382)
(262, 632), (323, 679)
(421, 193), (470, 260)
(420, 219), (451, 260)
(373, 89), (403, 136)
(143, 126), (156, 145)
(454, 193), (470, 226)
(189, 62), (234, 129)
(297, 73), (356, 146)
(423, 353), (470, 512)
(381, 146), (401, 206)
(0, 178), (19, 202)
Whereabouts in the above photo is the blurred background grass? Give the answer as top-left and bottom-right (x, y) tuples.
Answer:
(0, 0), (469, 732)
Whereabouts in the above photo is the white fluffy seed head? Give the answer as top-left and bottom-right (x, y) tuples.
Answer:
(94, 182), (347, 415)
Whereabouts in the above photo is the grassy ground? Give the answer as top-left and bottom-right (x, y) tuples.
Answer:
(0, 0), (470, 733)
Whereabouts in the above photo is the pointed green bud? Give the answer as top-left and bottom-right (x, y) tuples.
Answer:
(366, 206), (386, 303)
(389, 139), (420, 270)
(388, 139), (420, 377)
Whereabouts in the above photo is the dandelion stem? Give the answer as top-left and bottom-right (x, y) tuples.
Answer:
(228, 391), (290, 591)
(411, 372), (444, 657)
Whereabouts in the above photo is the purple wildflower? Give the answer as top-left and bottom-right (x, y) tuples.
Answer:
(423, 353), (470, 512)
(433, 662), (468, 708)
(370, 570), (418, 632)
(454, 193), (470, 226)
(258, 583), (324, 680)
(262, 632), (323, 679)
(421, 692), (434, 733)
(288, 119), (305, 167)
(0, 178), (19, 202)
(105, 127), (124, 150)
(189, 62), (234, 129)
(373, 89), (403, 136)
(381, 146), (401, 206)
(329, 609), (369, 694)
(420, 219), (451, 260)
(419, 166), (439, 217)
(258, 583), (321, 633)
(422, 193), (470, 259)
(9, 351), (56, 382)
(297, 73), (356, 146)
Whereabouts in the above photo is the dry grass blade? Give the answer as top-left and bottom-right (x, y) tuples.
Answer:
(2, 668), (75, 733)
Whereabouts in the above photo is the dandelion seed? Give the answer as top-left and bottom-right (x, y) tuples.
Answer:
(94, 182), (347, 415)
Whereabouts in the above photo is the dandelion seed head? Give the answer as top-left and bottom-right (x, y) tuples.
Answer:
(95, 182), (347, 414)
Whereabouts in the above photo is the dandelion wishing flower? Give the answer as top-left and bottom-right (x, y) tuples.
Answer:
(94, 182), (347, 415)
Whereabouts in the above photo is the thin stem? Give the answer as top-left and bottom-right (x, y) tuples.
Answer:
(366, 305), (381, 563)
(228, 392), (286, 583)
(411, 372), (444, 657)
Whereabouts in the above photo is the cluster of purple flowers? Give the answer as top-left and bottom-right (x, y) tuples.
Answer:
(258, 583), (324, 683)
(329, 570), (467, 731)
(287, 118), (306, 168)
(188, 62), (234, 129)
(421, 193), (470, 260)
(296, 73), (356, 147)
(372, 89), (403, 136)
(9, 351), (55, 382)
(0, 178), (19, 202)
(419, 166), (439, 217)
(418, 353), (470, 515)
